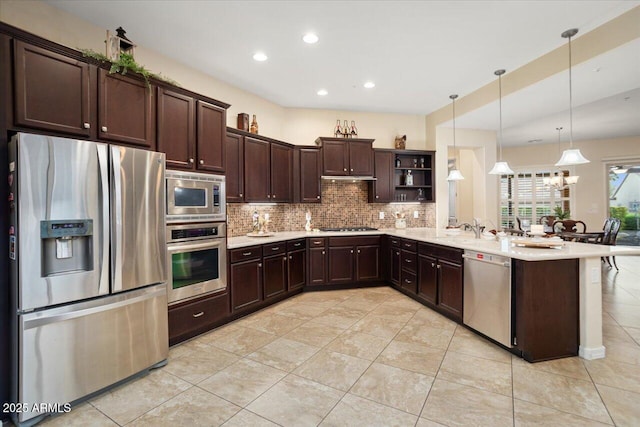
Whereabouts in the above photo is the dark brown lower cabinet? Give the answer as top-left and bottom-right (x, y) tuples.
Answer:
(437, 258), (463, 321)
(230, 259), (263, 312)
(307, 238), (327, 285)
(168, 291), (230, 346)
(328, 246), (354, 284)
(263, 254), (287, 300)
(327, 236), (381, 285)
(288, 249), (306, 290)
(417, 253), (437, 305)
(417, 243), (463, 322)
(356, 245), (379, 281)
(514, 259), (579, 362)
(389, 246), (401, 286)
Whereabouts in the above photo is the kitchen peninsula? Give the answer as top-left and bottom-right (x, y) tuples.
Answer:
(227, 228), (640, 363)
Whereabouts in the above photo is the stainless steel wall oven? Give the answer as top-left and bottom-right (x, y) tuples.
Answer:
(166, 222), (227, 305)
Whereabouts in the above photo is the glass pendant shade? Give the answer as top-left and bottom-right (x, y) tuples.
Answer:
(488, 161), (514, 175)
(564, 175), (579, 185)
(447, 169), (465, 181)
(555, 148), (590, 166)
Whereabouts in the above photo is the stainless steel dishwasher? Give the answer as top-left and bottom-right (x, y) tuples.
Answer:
(463, 250), (513, 348)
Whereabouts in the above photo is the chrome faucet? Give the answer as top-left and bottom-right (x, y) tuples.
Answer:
(459, 218), (483, 239)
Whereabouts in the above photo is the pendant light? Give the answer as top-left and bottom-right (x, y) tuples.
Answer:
(488, 69), (515, 175)
(447, 94), (464, 181)
(555, 28), (590, 166)
(544, 127), (579, 189)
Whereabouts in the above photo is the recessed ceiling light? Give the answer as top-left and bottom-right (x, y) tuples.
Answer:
(317, 89), (328, 96)
(253, 52), (268, 62)
(363, 81), (375, 89)
(303, 33), (319, 44)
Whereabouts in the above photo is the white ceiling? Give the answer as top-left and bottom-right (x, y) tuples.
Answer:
(46, 0), (640, 145)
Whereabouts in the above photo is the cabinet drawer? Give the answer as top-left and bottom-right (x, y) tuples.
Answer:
(263, 242), (286, 255)
(401, 270), (417, 292)
(401, 239), (417, 252)
(389, 237), (401, 248)
(308, 237), (326, 247)
(169, 291), (230, 345)
(437, 246), (463, 263)
(329, 236), (380, 247)
(287, 239), (306, 251)
(401, 250), (417, 273)
(229, 245), (262, 263)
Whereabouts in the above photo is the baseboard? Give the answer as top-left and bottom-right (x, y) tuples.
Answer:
(579, 345), (606, 360)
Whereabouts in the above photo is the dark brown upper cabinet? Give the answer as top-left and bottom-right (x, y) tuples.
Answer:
(369, 150), (394, 203)
(243, 136), (270, 202)
(98, 68), (155, 149)
(270, 143), (293, 203)
(196, 100), (226, 173)
(157, 88), (195, 170)
(158, 89), (227, 173)
(13, 40), (92, 137)
(225, 132), (244, 202)
(294, 147), (322, 203)
(316, 137), (374, 176)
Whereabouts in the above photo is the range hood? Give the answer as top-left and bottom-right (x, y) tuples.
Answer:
(321, 175), (376, 181)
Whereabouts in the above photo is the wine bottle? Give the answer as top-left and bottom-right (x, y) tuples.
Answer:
(250, 115), (259, 134)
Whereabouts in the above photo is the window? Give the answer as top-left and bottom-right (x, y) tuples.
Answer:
(500, 169), (571, 229)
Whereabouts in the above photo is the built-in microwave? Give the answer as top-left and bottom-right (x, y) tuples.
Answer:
(166, 170), (225, 223)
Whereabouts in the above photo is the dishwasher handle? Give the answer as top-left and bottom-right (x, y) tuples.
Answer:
(462, 254), (510, 268)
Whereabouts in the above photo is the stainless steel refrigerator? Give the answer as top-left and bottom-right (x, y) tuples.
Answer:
(8, 133), (168, 425)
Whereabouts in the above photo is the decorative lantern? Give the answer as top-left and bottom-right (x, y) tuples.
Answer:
(106, 27), (136, 61)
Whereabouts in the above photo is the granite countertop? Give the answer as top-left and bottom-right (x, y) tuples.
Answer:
(227, 228), (640, 261)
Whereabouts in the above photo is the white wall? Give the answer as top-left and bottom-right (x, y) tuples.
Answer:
(435, 128), (498, 228)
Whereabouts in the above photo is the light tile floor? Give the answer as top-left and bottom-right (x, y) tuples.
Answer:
(35, 256), (640, 426)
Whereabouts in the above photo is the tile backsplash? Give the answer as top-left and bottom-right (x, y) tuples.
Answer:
(227, 181), (435, 236)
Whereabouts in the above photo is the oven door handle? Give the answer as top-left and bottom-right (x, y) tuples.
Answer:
(167, 240), (224, 253)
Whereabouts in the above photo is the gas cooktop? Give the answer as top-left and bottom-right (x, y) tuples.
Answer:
(319, 227), (379, 232)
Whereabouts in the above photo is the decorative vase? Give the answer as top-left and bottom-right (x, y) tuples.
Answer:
(250, 114), (259, 134)
(334, 120), (342, 137)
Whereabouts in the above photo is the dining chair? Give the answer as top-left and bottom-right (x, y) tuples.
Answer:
(595, 218), (621, 270)
(552, 219), (586, 233)
(539, 215), (556, 233)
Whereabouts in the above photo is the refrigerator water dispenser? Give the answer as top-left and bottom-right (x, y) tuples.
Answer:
(40, 220), (94, 276)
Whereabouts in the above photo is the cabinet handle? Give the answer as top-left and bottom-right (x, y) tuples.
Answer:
(405, 259), (412, 263)
(239, 193), (243, 197)
(192, 312), (204, 318)
(199, 159), (204, 165)
(243, 252), (252, 256)
(283, 256), (287, 261)
(83, 122), (91, 129)
(392, 240), (398, 245)
(271, 247), (280, 251)
(437, 265), (441, 269)
(431, 263), (435, 267)
(289, 255), (292, 260)
(273, 194), (276, 198)
(404, 279), (412, 284)
(258, 263), (262, 267)
(317, 195), (320, 199)
(396, 251), (400, 255)
(376, 195), (379, 199)
(350, 250), (354, 254)
(322, 250), (325, 255)
(350, 168), (354, 172)
(267, 195), (271, 198)
(189, 158), (194, 163)
(101, 126), (108, 132)
(294, 243), (301, 247)
(343, 168), (347, 172)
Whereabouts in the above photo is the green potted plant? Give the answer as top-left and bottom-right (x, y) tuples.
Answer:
(553, 205), (571, 220)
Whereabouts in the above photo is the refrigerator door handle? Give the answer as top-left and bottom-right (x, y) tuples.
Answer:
(97, 144), (110, 295)
(111, 146), (124, 292)
(22, 285), (167, 329)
